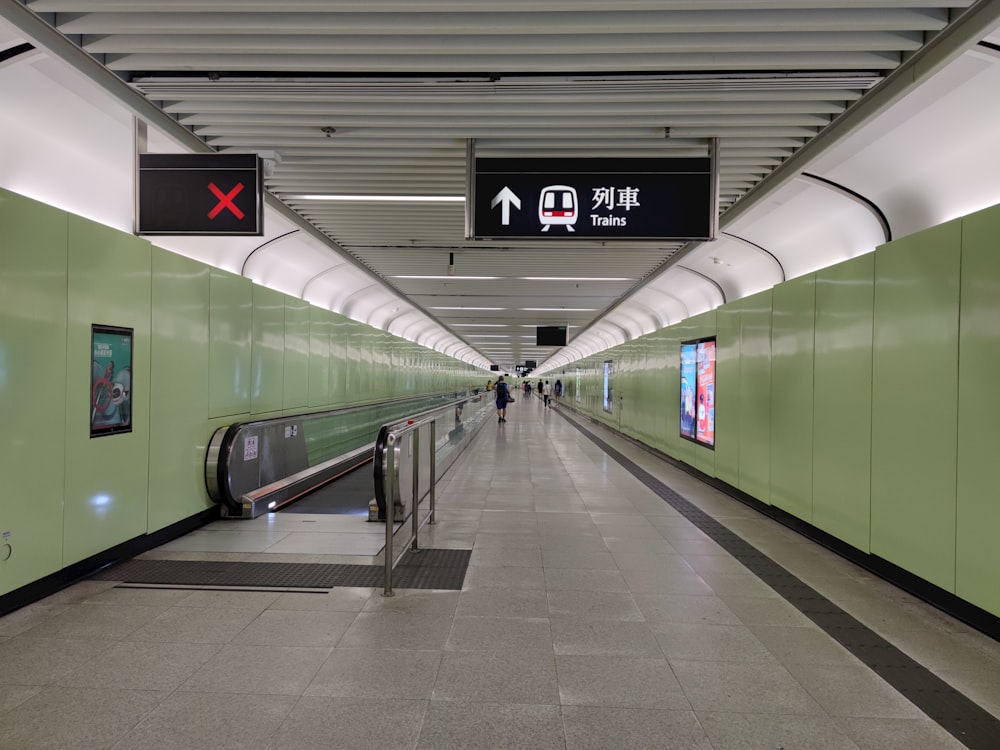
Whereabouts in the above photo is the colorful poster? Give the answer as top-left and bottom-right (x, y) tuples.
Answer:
(90, 325), (133, 438)
(603, 361), (614, 413)
(679, 343), (696, 439)
(696, 340), (716, 447)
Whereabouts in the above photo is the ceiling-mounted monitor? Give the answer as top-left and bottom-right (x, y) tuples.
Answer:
(536, 326), (567, 346)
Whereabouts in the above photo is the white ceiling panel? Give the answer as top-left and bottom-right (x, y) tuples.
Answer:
(3, 1), (999, 375)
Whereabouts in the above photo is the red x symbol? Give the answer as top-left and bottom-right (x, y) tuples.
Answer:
(207, 182), (245, 220)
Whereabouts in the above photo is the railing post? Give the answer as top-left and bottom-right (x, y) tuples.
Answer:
(383, 433), (396, 597)
(429, 419), (437, 525)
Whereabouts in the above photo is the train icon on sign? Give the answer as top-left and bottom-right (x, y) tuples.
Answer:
(538, 185), (578, 232)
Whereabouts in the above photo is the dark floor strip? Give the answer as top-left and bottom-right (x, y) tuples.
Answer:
(91, 548), (471, 591)
(561, 412), (1000, 750)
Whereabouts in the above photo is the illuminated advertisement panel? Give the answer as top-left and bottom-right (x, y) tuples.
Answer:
(90, 324), (133, 438)
(603, 360), (614, 413)
(680, 337), (715, 448)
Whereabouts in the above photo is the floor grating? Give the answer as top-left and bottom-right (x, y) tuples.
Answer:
(91, 548), (471, 591)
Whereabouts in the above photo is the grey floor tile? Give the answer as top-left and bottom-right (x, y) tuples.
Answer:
(634, 594), (742, 626)
(113, 691), (296, 750)
(0, 636), (114, 685)
(433, 650), (560, 703)
(621, 569), (715, 596)
(268, 588), (374, 612)
(670, 660), (824, 715)
(127, 605), (260, 644)
(556, 655), (689, 709)
(541, 550), (619, 570)
(610, 551), (690, 572)
(306, 648), (441, 699)
(543, 567), (629, 592)
(722, 594), (816, 627)
(362, 588), (461, 616)
(650, 622), (777, 663)
(562, 705), (713, 750)
(697, 711), (862, 749)
(698, 570), (781, 599)
(0, 685), (42, 714)
(79, 587), (195, 607)
(18, 603), (167, 641)
(551, 617), (662, 657)
(268, 696), (426, 750)
(236, 609), (357, 647)
(446, 615), (553, 652)
(175, 589), (282, 612)
(836, 716), (969, 750)
(417, 701), (565, 750)
(749, 624), (861, 667)
(457, 587), (549, 618)
(462, 565), (546, 590)
(547, 590), (644, 621)
(339, 612), (454, 650)
(55, 640), (221, 691)
(0, 604), (71, 637)
(0, 686), (166, 750)
(784, 662), (926, 719)
(470, 546), (543, 567)
(179, 644), (331, 695)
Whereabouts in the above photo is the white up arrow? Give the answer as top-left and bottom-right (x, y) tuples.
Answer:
(490, 187), (521, 225)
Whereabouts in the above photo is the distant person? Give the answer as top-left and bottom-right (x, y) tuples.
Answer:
(554, 379), (563, 401)
(540, 380), (551, 408)
(494, 375), (511, 423)
(486, 379), (493, 391)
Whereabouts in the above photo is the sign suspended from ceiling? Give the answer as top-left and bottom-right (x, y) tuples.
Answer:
(466, 142), (718, 241)
(136, 153), (263, 235)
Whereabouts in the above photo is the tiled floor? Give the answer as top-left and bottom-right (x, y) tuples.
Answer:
(1, 396), (998, 748)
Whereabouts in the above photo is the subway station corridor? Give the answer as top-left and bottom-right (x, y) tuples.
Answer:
(1, 394), (997, 749)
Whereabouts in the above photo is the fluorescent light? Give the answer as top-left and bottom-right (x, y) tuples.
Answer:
(519, 277), (635, 282)
(452, 323), (508, 327)
(393, 275), (500, 280)
(286, 194), (465, 203)
(431, 306), (506, 311)
(520, 308), (596, 312)
(467, 334), (511, 339)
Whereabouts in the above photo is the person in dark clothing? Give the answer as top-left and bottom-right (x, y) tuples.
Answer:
(494, 375), (511, 423)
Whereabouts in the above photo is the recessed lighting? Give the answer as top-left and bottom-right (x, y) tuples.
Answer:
(431, 306), (506, 311)
(393, 275), (500, 280)
(452, 323), (507, 327)
(519, 277), (634, 282)
(520, 308), (596, 312)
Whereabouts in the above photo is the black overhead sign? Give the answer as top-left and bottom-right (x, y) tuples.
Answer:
(468, 156), (716, 241)
(137, 153), (263, 235)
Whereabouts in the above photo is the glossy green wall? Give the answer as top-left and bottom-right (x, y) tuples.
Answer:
(64, 217), (152, 565)
(871, 220), (960, 592)
(812, 254), (873, 552)
(769, 276), (815, 521)
(0, 193), (68, 588)
(955, 206), (1000, 614)
(737, 290), (772, 503)
(148, 249), (212, 532)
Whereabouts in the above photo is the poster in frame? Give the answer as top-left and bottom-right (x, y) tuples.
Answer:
(679, 337), (715, 448)
(90, 324), (134, 438)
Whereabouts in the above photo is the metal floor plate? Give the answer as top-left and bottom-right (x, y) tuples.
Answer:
(91, 548), (471, 591)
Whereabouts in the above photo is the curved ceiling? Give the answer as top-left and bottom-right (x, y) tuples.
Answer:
(2, 2), (1000, 375)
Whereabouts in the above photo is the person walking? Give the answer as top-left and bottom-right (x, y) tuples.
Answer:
(540, 380), (551, 408)
(494, 375), (511, 423)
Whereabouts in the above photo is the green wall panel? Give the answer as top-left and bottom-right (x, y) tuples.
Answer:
(714, 302), (742, 486)
(250, 284), (285, 416)
(871, 221), (960, 592)
(813, 254), (874, 552)
(208, 269), (251, 418)
(0, 191), (68, 593)
(955, 204), (1000, 614)
(64, 217), (152, 565)
(769, 275), (816, 521)
(737, 289), (773, 503)
(308, 307), (332, 407)
(148, 248), (212, 532)
(283, 296), (310, 411)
